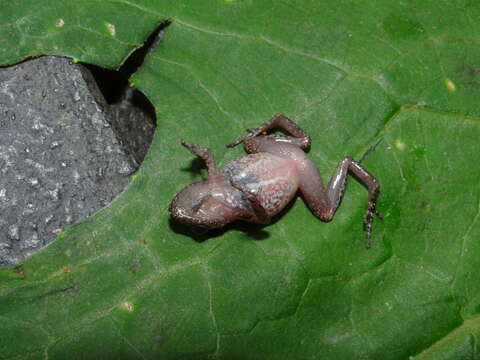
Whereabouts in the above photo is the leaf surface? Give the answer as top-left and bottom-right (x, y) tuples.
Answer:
(1, 1), (480, 359)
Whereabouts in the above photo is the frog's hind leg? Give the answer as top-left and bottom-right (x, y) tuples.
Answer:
(237, 135), (310, 155)
(300, 156), (382, 248)
(227, 113), (311, 149)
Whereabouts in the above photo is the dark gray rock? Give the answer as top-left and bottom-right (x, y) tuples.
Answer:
(0, 56), (153, 266)
(109, 86), (156, 166)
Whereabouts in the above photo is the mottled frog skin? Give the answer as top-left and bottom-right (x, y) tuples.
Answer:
(223, 153), (297, 218)
(169, 114), (382, 248)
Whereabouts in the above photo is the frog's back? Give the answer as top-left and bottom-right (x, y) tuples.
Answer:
(223, 152), (299, 216)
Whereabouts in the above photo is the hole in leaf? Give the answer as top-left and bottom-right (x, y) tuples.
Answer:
(85, 20), (169, 104)
(83, 20), (170, 164)
(0, 22), (169, 266)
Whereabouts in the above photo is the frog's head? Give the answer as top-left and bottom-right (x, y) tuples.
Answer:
(169, 178), (251, 232)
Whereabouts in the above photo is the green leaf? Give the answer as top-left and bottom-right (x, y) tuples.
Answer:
(1, 0), (480, 359)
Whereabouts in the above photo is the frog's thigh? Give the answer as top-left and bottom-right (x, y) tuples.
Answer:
(256, 178), (298, 216)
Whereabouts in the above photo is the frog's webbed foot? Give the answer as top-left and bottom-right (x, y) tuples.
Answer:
(363, 200), (383, 248)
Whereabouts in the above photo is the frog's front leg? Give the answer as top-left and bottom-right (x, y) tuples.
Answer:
(301, 157), (382, 248)
(181, 140), (219, 177)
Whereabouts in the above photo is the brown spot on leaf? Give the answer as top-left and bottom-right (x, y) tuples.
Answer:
(52, 266), (72, 278)
(12, 266), (26, 278)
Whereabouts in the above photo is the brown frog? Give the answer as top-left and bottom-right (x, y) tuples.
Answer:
(169, 114), (382, 248)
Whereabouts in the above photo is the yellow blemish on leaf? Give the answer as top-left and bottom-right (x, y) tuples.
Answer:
(445, 78), (456, 92)
(395, 139), (406, 151)
(55, 19), (65, 28)
(130, 173), (138, 180)
(105, 22), (116, 36)
(121, 302), (134, 312)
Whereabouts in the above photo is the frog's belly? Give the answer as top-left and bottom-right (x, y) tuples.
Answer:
(223, 152), (299, 216)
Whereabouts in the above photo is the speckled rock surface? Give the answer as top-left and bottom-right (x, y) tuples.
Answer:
(0, 56), (151, 266)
